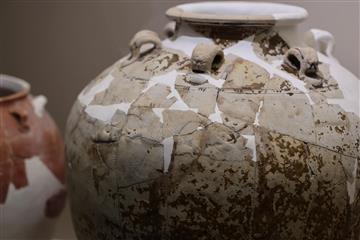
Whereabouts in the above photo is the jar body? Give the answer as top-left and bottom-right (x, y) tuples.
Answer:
(0, 91), (66, 238)
(66, 4), (360, 239)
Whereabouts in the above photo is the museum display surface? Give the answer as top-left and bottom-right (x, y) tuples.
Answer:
(65, 2), (360, 239)
(0, 74), (66, 239)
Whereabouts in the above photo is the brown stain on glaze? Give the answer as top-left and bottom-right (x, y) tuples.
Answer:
(254, 31), (289, 56)
(253, 127), (350, 240)
(189, 23), (272, 41)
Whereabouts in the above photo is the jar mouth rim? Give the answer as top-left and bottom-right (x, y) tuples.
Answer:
(166, 1), (308, 26)
(0, 74), (30, 103)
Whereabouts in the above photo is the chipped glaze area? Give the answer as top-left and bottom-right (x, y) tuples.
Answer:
(66, 26), (360, 239)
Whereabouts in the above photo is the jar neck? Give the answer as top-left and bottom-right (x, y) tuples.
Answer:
(177, 21), (272, 40)
(175, 21), (303, 47)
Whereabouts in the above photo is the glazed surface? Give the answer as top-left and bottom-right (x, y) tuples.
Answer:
(66, 28), (360, 239)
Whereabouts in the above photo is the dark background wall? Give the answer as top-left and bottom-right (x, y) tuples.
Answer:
(1, 0), (359, 133)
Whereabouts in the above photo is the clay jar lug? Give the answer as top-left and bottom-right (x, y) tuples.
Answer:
(129, 30), (162, 60)
(120, 30), (162, 68)
(191, 43), (224, 73)
(164, 21), (178, 39)
(283, 47), (323, 87)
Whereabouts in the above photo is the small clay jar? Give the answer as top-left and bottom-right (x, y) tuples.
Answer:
(0, 74), (66, 239)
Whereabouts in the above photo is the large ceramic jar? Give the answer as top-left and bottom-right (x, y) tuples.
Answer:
(0, 74), (66, 239)
(66, 2), (360, 240)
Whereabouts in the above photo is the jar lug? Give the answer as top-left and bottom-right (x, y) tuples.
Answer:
(191, 43), (224, 73)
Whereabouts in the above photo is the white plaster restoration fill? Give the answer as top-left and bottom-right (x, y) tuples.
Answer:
(242, 135), (257, 162)
(306, 29), (359, 116)
(318, 53), (360, 117)
(78, 73), (114, 106)
(254, 100), (264, 126)
(142, 70), (179, 94)
(162, 36), (213, 57)
(0, 156), (63, 239)
(162, 137), (174, 173)
(31, 95), (47, 118)
(143, 70), (198, 113)
(208, 103), (223, 123)
(224, 37), (314, 105)
(201, 74), (225, 88)
(78, 71), (133, 123)
(152, 108), (165, 123)
(85, 103), (132, 123)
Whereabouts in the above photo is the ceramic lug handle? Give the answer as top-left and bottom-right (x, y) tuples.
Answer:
(129, 30), (162, 60)
(284, 47), (318, 73)
(283, 47), (323, 87)
(191, 43), (224, 73)
(304, 29), (335, 58)
(164, 21), (177, 38)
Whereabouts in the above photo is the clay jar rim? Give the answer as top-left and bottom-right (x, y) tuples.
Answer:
(0, 74), (30, 103)
(166, 1), (308, 26)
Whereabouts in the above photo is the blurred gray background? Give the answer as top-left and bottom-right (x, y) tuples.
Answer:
(0, 1), (359, 238)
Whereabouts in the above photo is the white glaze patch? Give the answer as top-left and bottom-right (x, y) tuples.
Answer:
(242, 135), (257, 162)
(162, 137), (174, 173)
(78, 73), (114, 106)
(162, 36), (213, 57)
(0, 156), (63, 239)
(208, 103), (223, 123)
(224, 37), (314, 104)
(85, 103), (132, 122)
(31, 95), (47, 118)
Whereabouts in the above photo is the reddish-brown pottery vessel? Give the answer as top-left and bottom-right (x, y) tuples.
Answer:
(0, 74), (66, 239)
